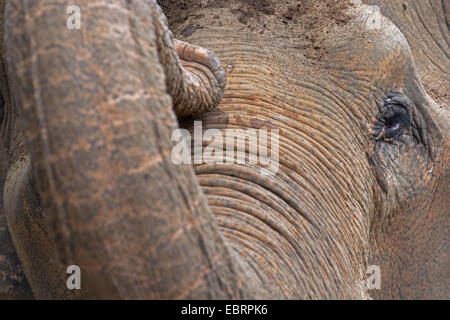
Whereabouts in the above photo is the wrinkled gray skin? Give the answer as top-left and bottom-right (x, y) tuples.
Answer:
(367, 0), (449, 108)
(0, 0), (448, 299)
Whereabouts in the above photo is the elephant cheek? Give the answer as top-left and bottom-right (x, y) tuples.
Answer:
(3, 155), (72, 299)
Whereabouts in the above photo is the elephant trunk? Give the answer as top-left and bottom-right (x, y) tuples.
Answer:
(4, 0), (251, 299)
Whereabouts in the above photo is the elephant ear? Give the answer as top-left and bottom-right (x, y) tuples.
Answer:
(4, 0), (249, 299)
(0, 201), (33, 299)
(0, 0), (33, 300)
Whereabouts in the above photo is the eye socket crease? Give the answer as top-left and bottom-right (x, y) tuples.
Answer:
(372, 92), (418, 143)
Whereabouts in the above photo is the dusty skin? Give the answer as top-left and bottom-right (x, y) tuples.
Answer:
(0, 0), (448, 299)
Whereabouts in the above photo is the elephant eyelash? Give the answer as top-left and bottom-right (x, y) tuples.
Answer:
(372, 92), (414, 143)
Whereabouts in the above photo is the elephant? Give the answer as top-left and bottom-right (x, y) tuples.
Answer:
(0, 0), (448, 299)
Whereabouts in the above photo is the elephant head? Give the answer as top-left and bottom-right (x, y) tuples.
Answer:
(0, 0), (448, 299)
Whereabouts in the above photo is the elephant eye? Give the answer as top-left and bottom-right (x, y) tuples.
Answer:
(372, 92), (412, 142)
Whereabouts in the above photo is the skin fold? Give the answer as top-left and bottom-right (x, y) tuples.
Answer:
(366, 0), (449, 108)
(1, 0), (249, 299)
(0, 0), (448, 299)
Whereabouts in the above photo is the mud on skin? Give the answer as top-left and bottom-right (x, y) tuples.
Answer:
(0, 0), (448, 299)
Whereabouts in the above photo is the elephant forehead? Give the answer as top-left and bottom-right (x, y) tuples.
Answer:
(185, 1), (414, 90)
